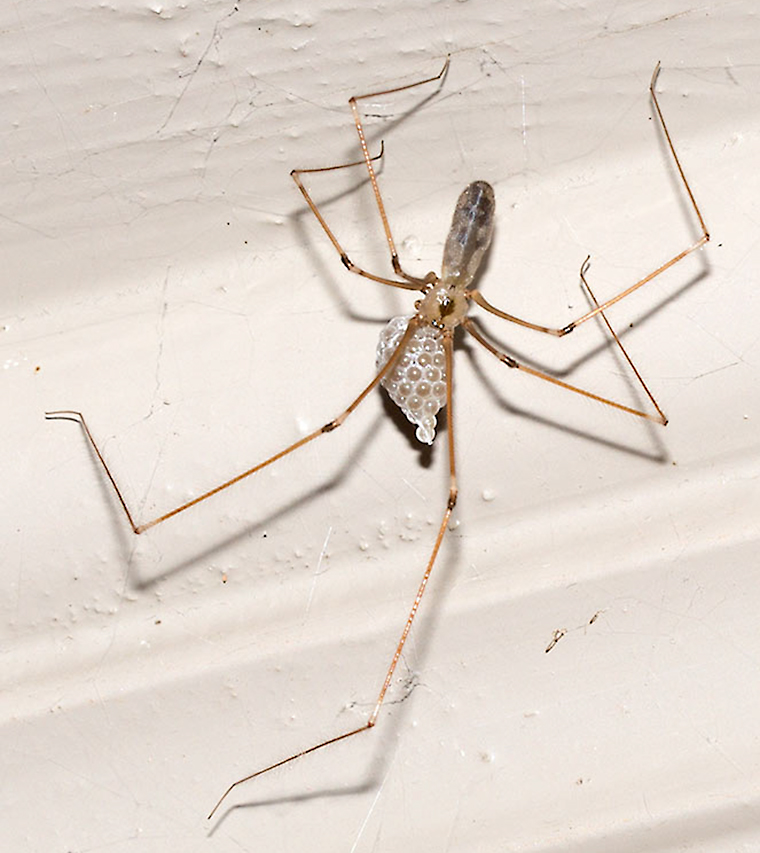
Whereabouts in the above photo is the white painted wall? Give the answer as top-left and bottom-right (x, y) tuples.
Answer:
(3, 1), (759, 850)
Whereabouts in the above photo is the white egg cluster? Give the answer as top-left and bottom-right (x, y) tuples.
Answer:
(375, 315), (447, 445)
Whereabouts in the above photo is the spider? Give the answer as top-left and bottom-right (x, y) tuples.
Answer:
(46, 58), (709, 819)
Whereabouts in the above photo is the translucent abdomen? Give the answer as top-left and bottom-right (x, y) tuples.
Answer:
(441, 181), (495, 287)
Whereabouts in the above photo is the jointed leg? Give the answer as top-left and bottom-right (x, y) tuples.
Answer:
(462, 306), (667, 425)
(579, 256), (667, 424)
(292, 58), (448, 293)
(468, 63), (709, 337)
(207, 331), (458, 819)
(45, 319), (423, 535)
(291, 144), (425, 292)
(348, 57), (449, 284)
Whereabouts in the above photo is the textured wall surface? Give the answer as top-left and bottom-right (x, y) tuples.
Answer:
(3, 1), (759, 850)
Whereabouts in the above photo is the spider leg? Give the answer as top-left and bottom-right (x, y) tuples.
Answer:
(462, 315), (667, 425)
(468, 63), (709, 337)
(208, 330), (458, 819)
(579, 255), (667, 424)
(348, 57), (449, 284)
(292, 58), (449, 292)
(45, 319), (423, 534)
(291, 144), (426, 292)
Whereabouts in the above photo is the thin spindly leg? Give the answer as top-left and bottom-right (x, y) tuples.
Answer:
(208, 331), (459, 820)
(462, 315), (667, 425)
(579, 255), (667, 424)
(291, 143), (425, 292)
(348, 57), (449, 284)
(468, 63), (709, 337)
(45, 319), (422, 535)
(292, 58), (448, 291)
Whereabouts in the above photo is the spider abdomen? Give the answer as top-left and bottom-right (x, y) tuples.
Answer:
(441, 180), (495, 288)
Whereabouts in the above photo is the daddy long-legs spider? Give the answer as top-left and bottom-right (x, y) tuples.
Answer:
(45, 58), (709, 819)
